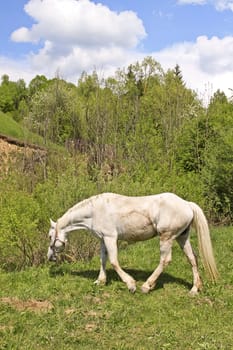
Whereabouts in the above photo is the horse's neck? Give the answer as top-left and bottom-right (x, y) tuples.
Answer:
(57, 201), (92, 234)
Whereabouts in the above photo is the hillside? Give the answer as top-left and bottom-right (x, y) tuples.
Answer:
(0, 137), (47, 174)
(0, 112), (48, 174)
(0, 111), (48, 147)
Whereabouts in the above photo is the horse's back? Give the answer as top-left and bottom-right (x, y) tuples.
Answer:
(95, 192), (193, 237)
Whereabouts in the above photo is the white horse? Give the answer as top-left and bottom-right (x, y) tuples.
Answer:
(47, 192), (218, 294)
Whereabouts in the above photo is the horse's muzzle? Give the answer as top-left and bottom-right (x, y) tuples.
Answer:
(47, 247), (57, 262)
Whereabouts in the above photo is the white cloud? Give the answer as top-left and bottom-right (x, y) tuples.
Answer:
(2, 0), (233, 100)
(214, 0), (233, 11)
(196, 35), (233, 73)
(29, 41), (141, 80)
(10, 0), (146, 81)
(177, 0), (233, 11)
(153, 35), (233, 97)
(0, 56), (35, 83)
(177, 0), (207, 5)
(11, 0), (146, 48)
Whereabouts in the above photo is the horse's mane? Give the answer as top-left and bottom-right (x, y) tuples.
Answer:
(69, 196), (94, 212)
(70, 193), (120, 212)
(63, 193), (122, 221)
(57, 196), (96, 229)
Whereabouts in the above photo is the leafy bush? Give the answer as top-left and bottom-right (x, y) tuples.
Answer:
(32, 158), (100, 263)
(0, 154), (100, 270)
(0, 189), (44, 270)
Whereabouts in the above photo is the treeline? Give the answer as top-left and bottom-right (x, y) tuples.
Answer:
(0, 57), (232, 270)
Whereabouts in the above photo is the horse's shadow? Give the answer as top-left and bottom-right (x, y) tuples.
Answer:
(49, 265), (192, 291)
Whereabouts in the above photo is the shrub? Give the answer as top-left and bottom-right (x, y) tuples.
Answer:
(0, 189), (44, 270)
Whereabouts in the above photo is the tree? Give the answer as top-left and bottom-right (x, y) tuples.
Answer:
(0, 75), (27, 114)
(28, 75), (48, 96)
(28, 77), (78, 144)
(202, 90), (233, 221)
(174, 64), (184, 83)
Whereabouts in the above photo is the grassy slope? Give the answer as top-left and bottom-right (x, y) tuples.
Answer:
(0, 227), (233, 349)
(0, 112), (26, 139)
(0, 111), (61, 151)
(0, 111), (47, 147)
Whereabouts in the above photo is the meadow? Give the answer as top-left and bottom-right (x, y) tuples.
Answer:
(0, 226), (233, 350)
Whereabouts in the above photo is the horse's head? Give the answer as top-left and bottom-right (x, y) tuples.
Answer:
(47, 219), (66, 262)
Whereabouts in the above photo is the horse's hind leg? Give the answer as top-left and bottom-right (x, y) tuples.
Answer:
(94, 240), (107, 285)
(141, 236), (173, 294)
(176, 231), (202, 295)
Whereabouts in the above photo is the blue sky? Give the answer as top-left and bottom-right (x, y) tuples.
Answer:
(1, 0), (233, 98)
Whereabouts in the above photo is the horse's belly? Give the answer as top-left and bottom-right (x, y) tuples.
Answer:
(117, 212), (156, 242)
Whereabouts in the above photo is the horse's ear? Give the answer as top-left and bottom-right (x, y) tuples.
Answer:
(50, 219), (56, 228)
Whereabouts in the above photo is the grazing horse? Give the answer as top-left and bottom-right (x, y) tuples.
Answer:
(47, 192), (218, 294)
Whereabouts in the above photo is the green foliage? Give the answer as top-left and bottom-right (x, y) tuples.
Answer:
(28, 75), (48, 96)
(33, 157), (96, 222)
(0, 58), (233, 271)
(0, 111), (47, 147)
(0, 155), (97, 270)
(202, 91), (233, 222)
(175, 113), (209, 173)
(0, 111), (25, 139)
(28, 78), (77, 144)
(203, 133), (233, 222)
(0, 188), (42, 270)
(0, 75), (27, 114)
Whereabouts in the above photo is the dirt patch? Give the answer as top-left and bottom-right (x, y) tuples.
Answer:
(0, 139), (20, 170)
(85, 323), (97, 332)
(195, 297), (214, 306)
(0, 138), (47, 175)
(0, 134), (46, 151)
(83, 292), (111, 305)
(0, 325), (14, 332)
(0, 297), (53, 313)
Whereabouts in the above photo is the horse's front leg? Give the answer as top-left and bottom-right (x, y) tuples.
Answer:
(104, 236), (136, 293)
(94, 239), (107, 285)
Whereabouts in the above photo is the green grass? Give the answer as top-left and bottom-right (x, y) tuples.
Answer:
(0, 112), (26, 140)
(0, 111), (63, 151)
(0, 227), (233, 350)
(0, 111), (45, 146)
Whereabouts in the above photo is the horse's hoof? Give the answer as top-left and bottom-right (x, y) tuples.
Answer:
(94, 279), (106, 286)
(189, 288), (198, 296)
(141, 285), (150, 294)
(129, 285), (136, 293)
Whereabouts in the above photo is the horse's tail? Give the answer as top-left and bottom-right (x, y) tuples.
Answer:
(189, 201), (218, 282)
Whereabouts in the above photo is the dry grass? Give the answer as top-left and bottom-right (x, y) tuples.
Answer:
(0, 297), (53, 313)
